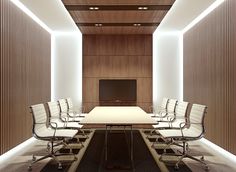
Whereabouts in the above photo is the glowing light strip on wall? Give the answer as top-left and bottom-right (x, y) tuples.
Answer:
(179, 34), (183, 101)
(10, 0), (52, 34)
(152, 30), (158, 108)
(201, 138), (236, 163)
(182, 0), (225, 33)
(51, 34), (55, 101)
(51, 31), (83, 105)
(0, 138), (36, 165)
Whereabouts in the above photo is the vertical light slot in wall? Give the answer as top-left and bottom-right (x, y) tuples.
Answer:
(51, 34), (55, 101)
(179, 34), (183, 101)
(52, 32), (82, 106)
(152, 30), (158, 108)
(77, 32), (83, 108)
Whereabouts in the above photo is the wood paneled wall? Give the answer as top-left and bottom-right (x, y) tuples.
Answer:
(184, 0), (236, 155)
(83, 35), (152, 112)
(0, 0), (51, 154)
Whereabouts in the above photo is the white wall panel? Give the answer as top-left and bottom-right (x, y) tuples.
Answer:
(153, 31), (182, 108)
(52, 32), (82, 107)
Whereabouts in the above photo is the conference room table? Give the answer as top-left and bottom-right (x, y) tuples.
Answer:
(80, 106), (156, 169)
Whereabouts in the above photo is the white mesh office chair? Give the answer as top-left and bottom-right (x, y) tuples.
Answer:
(149, 97), (169, 117)
(158, 104), (208, 170)
(58, 99), (84, 122)
(152, 101), (189, 129)
(29, 104), (78, 170)
(153, 99), (177, 121)
(47, 101), (83, 129)
(66, 98), (86, 117)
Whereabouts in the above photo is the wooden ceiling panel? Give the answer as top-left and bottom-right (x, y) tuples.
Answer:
(79, 26), (157, 34)
(63, 0), (175, 5)
(62, 0), (175, 34)
(69, 10), (168, 23)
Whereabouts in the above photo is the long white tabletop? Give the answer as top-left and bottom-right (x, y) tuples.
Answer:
(80, 106), (156, 125)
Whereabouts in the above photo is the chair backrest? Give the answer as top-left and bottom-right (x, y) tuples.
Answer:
(175, 101), (189, 118)
(161, 98), (169, 109)
(30, 104), (48, 138)
(66, 98), (85, 113)
(47, 101), (60, 119)
(188, 104), (207, 138)
(66, 98), (73, 109)
(58, 99), (68, 113)
(167, 99), (177, 113)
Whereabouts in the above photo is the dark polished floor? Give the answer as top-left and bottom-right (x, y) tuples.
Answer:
(77, 130), (160, 172)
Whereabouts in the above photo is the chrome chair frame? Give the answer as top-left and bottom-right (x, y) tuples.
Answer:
(158, 104), (209, 171)
(28, 104), (77, 171)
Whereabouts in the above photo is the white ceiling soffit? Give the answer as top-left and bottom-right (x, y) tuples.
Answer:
(19, 0), (79, 32)
(157, 0), (217, 32)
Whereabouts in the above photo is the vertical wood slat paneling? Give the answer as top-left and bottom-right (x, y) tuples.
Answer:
(184, 0), (236, 155)
(83, 35), (152, 112)
(0, 0), (51, 155)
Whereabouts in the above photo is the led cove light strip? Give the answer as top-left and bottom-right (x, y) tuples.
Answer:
(182, 0), (225, 33)
(179, 34), (183, 101)
(10, 0), (52, 34)
(0, 138), (36, 165)
(201, 138), (236, 163)
(51, 34), (55, 101)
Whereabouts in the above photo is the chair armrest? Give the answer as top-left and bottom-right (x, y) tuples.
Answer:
(50, 122), (58, 138)
(68, 111), (81, 118)
(179, 122), (201, 137)
(60, 115), (68, 127)
(179, 122), (187, 137)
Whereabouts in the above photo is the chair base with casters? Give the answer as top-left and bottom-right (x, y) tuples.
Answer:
(29, 103), (79, 171)
(157, 104), (209, 171)
(28, 139), (77, 171)
(159, 139), (209, 171)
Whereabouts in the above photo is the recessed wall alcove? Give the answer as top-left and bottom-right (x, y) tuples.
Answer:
(82, 34), (152, 112)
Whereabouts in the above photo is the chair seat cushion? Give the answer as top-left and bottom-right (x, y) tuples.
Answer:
(50, 119), (83, 128)
(80, 113), (87, 117)
(152, 119), (186, 129)
(35, 128), (77, 138)
(158, 128), (201, 138)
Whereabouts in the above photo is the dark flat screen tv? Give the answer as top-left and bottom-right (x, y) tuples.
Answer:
(99, 79), (137, 102)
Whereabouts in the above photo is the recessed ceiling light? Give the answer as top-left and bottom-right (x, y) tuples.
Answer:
(89, 6), (99, 10)
(95, 23), (102, 27)
(133, 23), (141, 27)
(138, 6), (148, 10)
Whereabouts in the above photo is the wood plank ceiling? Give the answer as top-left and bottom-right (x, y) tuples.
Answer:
(62, 0), (176, 34)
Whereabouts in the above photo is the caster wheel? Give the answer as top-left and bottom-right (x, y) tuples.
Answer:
(58, 163), (62, 170)
(32, 155), (36, 161)
(201, 156), (205, 161)
(174, 165), (179, 170)
(205, 166), (210, 171)
(28, 165), (32, 171)
(47, 145), (50, 152)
